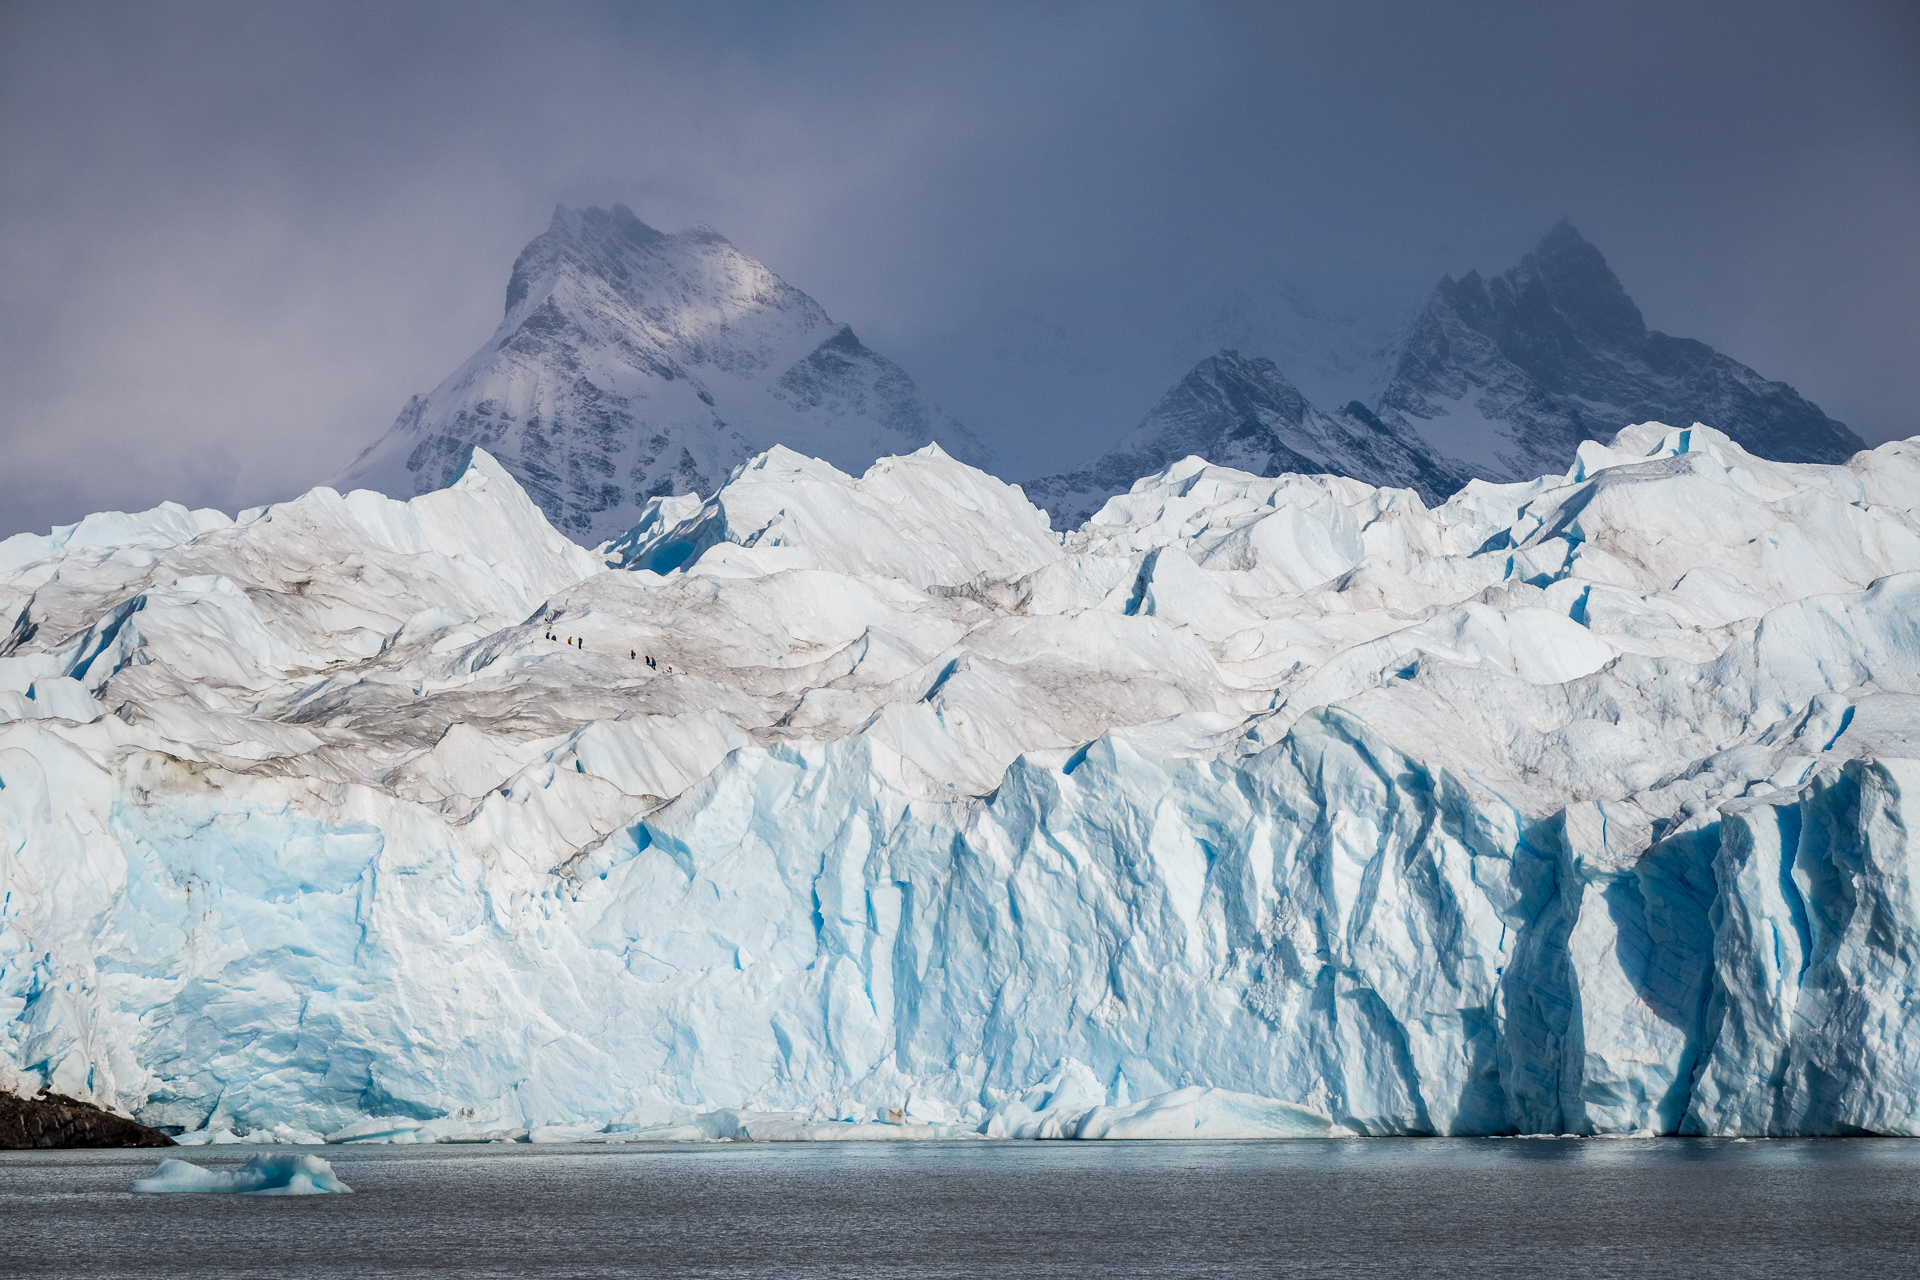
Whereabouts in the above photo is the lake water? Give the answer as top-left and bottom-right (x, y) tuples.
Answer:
(3, 1138), (1918, 1277)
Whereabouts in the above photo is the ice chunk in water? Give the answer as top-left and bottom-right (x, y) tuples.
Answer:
(1074, 1087), (1337, 1139)
(131, 1153), (354, 1195)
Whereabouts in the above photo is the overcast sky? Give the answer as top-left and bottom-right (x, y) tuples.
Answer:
(3, 0), (1915, 537)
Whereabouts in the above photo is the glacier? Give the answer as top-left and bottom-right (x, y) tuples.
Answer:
(3, 421), (1920, 1139)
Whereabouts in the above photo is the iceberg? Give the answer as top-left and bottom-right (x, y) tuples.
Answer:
(132, 1153), (353, 1194)
(975, 1063), (1335, 1140)
(1075, 1088), (1336, 1140)
(322, 1116), (430, 1145)
(3, 425), (1920, 1139)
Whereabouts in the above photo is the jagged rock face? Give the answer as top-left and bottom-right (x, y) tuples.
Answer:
(1377, 220), (1865, 481)
(1025, 351), (1465, 530)
(338, 205), (990, 545)
(1, 1092), (174, 1148)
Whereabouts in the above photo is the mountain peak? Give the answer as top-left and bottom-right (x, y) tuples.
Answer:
(1024, 346), (1463, 528)
(1536, 215), (1589, 252)
(342, 209), (991, 544)
(1191, 350), (1313, 420)
(547, 203), (665, 247)
(1376, 221), (1863, 478)
(1502, 217), (1645, 345)
(505, 204), (670, 315)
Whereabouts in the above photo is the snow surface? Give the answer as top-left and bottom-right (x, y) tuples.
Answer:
(4, 423), (1920, 1139)
(132, 1153), (352, 1194)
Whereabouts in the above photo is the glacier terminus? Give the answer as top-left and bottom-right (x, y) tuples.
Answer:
(3, 422), (1920, 1141)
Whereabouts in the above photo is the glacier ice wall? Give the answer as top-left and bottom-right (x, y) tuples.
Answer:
(3, 426), (1920, 1136)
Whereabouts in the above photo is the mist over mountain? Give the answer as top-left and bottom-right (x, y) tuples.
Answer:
(1030, 222), (1863, 529)
(339, 206), (990, 545)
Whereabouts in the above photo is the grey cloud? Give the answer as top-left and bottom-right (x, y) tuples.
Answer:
(1, 0), (1914, 537)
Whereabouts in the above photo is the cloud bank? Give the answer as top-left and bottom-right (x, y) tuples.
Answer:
(2, 0), (1914, 536)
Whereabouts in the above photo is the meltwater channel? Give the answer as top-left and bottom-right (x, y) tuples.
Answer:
(4, 1138), (1920, 1278)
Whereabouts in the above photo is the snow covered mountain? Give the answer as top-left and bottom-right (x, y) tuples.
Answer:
(1375, 220), (1865, 482)
(1032, 222), (1862, 529)
(1025, 351), (1466, 530)
(5, 424), (1920, 1140)
(337, 205), (992, 545)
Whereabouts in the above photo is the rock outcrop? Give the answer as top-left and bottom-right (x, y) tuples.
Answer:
(1, 1091), (175, 1149)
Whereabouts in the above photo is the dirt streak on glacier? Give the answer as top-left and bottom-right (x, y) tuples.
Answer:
(1, 424), (1918, 1141)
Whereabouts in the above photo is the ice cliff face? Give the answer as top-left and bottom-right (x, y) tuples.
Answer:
(4, 424), (1920, 1138)
(1025, 351), (1465, 530)
(1374, 220), (1865, 482)
(337, 205), (990, 545)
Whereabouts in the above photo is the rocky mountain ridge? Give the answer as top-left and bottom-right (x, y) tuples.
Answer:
(1024, 351), (1467, 529)
(339, 205), (991, 545)
(1376, 219), (1863, 482)
(1030, 221), (1861, 529)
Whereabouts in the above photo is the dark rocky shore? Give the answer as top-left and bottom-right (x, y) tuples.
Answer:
(1, 1091), (175, 1149)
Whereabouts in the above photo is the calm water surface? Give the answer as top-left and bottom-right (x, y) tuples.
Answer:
(3, 1138), (1917, 1278)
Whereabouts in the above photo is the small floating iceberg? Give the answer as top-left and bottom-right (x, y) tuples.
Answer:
(1073, 1087), (1339, 1140)
(132, 1153), (354, 1195)
(978, 1063), (1340, 1140)
(323, 1115), (428, 1144)
(601, 1108), (974, 1143)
